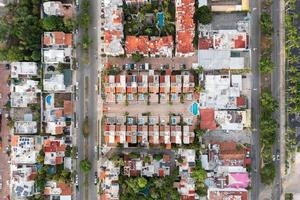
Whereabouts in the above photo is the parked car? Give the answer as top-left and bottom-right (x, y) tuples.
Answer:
(272, 154), (276, 161)
(94, 172), (99, 185)
(75, 174), (79, 186)
(276, 150), (280, 161)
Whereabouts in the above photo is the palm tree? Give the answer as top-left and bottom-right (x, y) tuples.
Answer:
(288, 86), (298, 94)
(288, 66), (298, 74)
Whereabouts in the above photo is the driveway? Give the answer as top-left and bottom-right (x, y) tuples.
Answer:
(105, 102), (195, 116)
(0, 64), (10, 200)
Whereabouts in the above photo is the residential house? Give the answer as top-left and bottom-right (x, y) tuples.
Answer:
(126, 75), (138, 104)
(148, 72), (159, 103)
(159, 74), (170, 104)
(126, 116), (138, 144)
(170, 75), (182, 103)
(103, 0), (124, 56)
(148, 115), (159, 145)
(182, 74), (194, 101)
(177, 149), (197, 200)
(148, 36), (174, 57)
(170, 115), (182, 144)
(137, 116), (148, 146)
(43, 137), (66, 165)
(183, 125), (194, 144)
(115, 75), (126, 104)
(43, 1), (75, 17)
(137, 75), (148, 104)
(10, 165), (37, 199)
(44, 181), (72, 200)
(124, 154), (171, 177)
(11, 136), (39, 165)
(175, 0), (195, 56)
(43, 48), (71, 64)
(210, 0), (249, 12)
(104, 75), (116, 103)
(10, 62), (38, 79)
(10, 79), (41, 108)
(104, 123), (116, 145)
(100, 161), (120, 200)
(207, 188), (248, 200)
(14, 121), (38, 135)
(43, 32), (73, 48)
(125, 36), (174, 57)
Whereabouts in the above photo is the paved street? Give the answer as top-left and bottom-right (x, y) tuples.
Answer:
(271, 0), (286, 199)
(0, 64), (10, 200)
(75, 0), (100, 199)
(249, 0), (262, 200)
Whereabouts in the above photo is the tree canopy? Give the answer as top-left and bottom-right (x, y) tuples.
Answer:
(194, 6), (213, 25)
(80, 159), (92, 173)
(259, 56), (274, 74)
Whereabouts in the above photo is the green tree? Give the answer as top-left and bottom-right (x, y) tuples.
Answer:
(80, 159), (92, 173)
(137, 177), (147, 188)
(260, 12), (273, 36)
(260, 163), (275, 185)
(42, 16), (64, 31)
(65, 145), (72, 157)
(259, 56), (274, 74)
(132, 52), (144, 62)
(63, 18), (76, 32)
(260, 91), (278, 114)
(7, 47), (24, 61)
(194, 6), (213, 25)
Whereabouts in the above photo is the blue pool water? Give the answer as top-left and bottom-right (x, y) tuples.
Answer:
(46, 95), (52, 105)
(189, 102), (199, 116)
(157, 12), (165, 28)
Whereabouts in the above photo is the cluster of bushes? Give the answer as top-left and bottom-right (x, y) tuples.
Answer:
(259, 9), (274, 74)
(35, 149), (72, 192)
(79, 0), (92, 50)
(285, 0), (300, 172)
(123, 0), (175, 37)
(119, 173), (180, 200)
(0, 0), (42, 61)
(259, 91), (278, 184)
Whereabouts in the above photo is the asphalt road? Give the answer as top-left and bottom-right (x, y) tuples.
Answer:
(249, 0), (262, 200)
(271, 0), (285, 199)
(75, 0), (100, 199)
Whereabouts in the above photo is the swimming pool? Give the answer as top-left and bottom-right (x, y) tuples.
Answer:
(157, 12), (165, 28)
(46, 95), (52, 106)
(189, 102), (199, 116)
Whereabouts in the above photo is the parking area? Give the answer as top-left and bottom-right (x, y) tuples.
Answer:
(211, 12), (248, 30)
(202, 130), (252, 144)
(0, 64), (10, 200)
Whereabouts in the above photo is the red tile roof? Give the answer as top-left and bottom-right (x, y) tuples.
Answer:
(236, 96), (246, 107)
(63, 100), (73, 116)
(125, 36), (173, 56)
(43, 32), (72, 47)
(125, 36), (149, 55)
(208, 190), (248, 200)
(199, 38), (213, 49)
(200, 109), (217, 130)
(57, 182), (72, 195)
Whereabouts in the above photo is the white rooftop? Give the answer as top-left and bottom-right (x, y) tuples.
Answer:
(43, 48), (71, 63)
(11, 136), (38, 164)
(198, 49), (244, 70)
(43, 74), (66, 91)
(14, 121), (37, 134)
(43, 1), (63, 16)
(11, 165), (36, 199)
(11, 62), (38, 78)
(10, 80), (41, 108)
(200, 74), (242, 109)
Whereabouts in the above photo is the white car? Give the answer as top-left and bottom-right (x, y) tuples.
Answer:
(272, 155), (276, 161)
